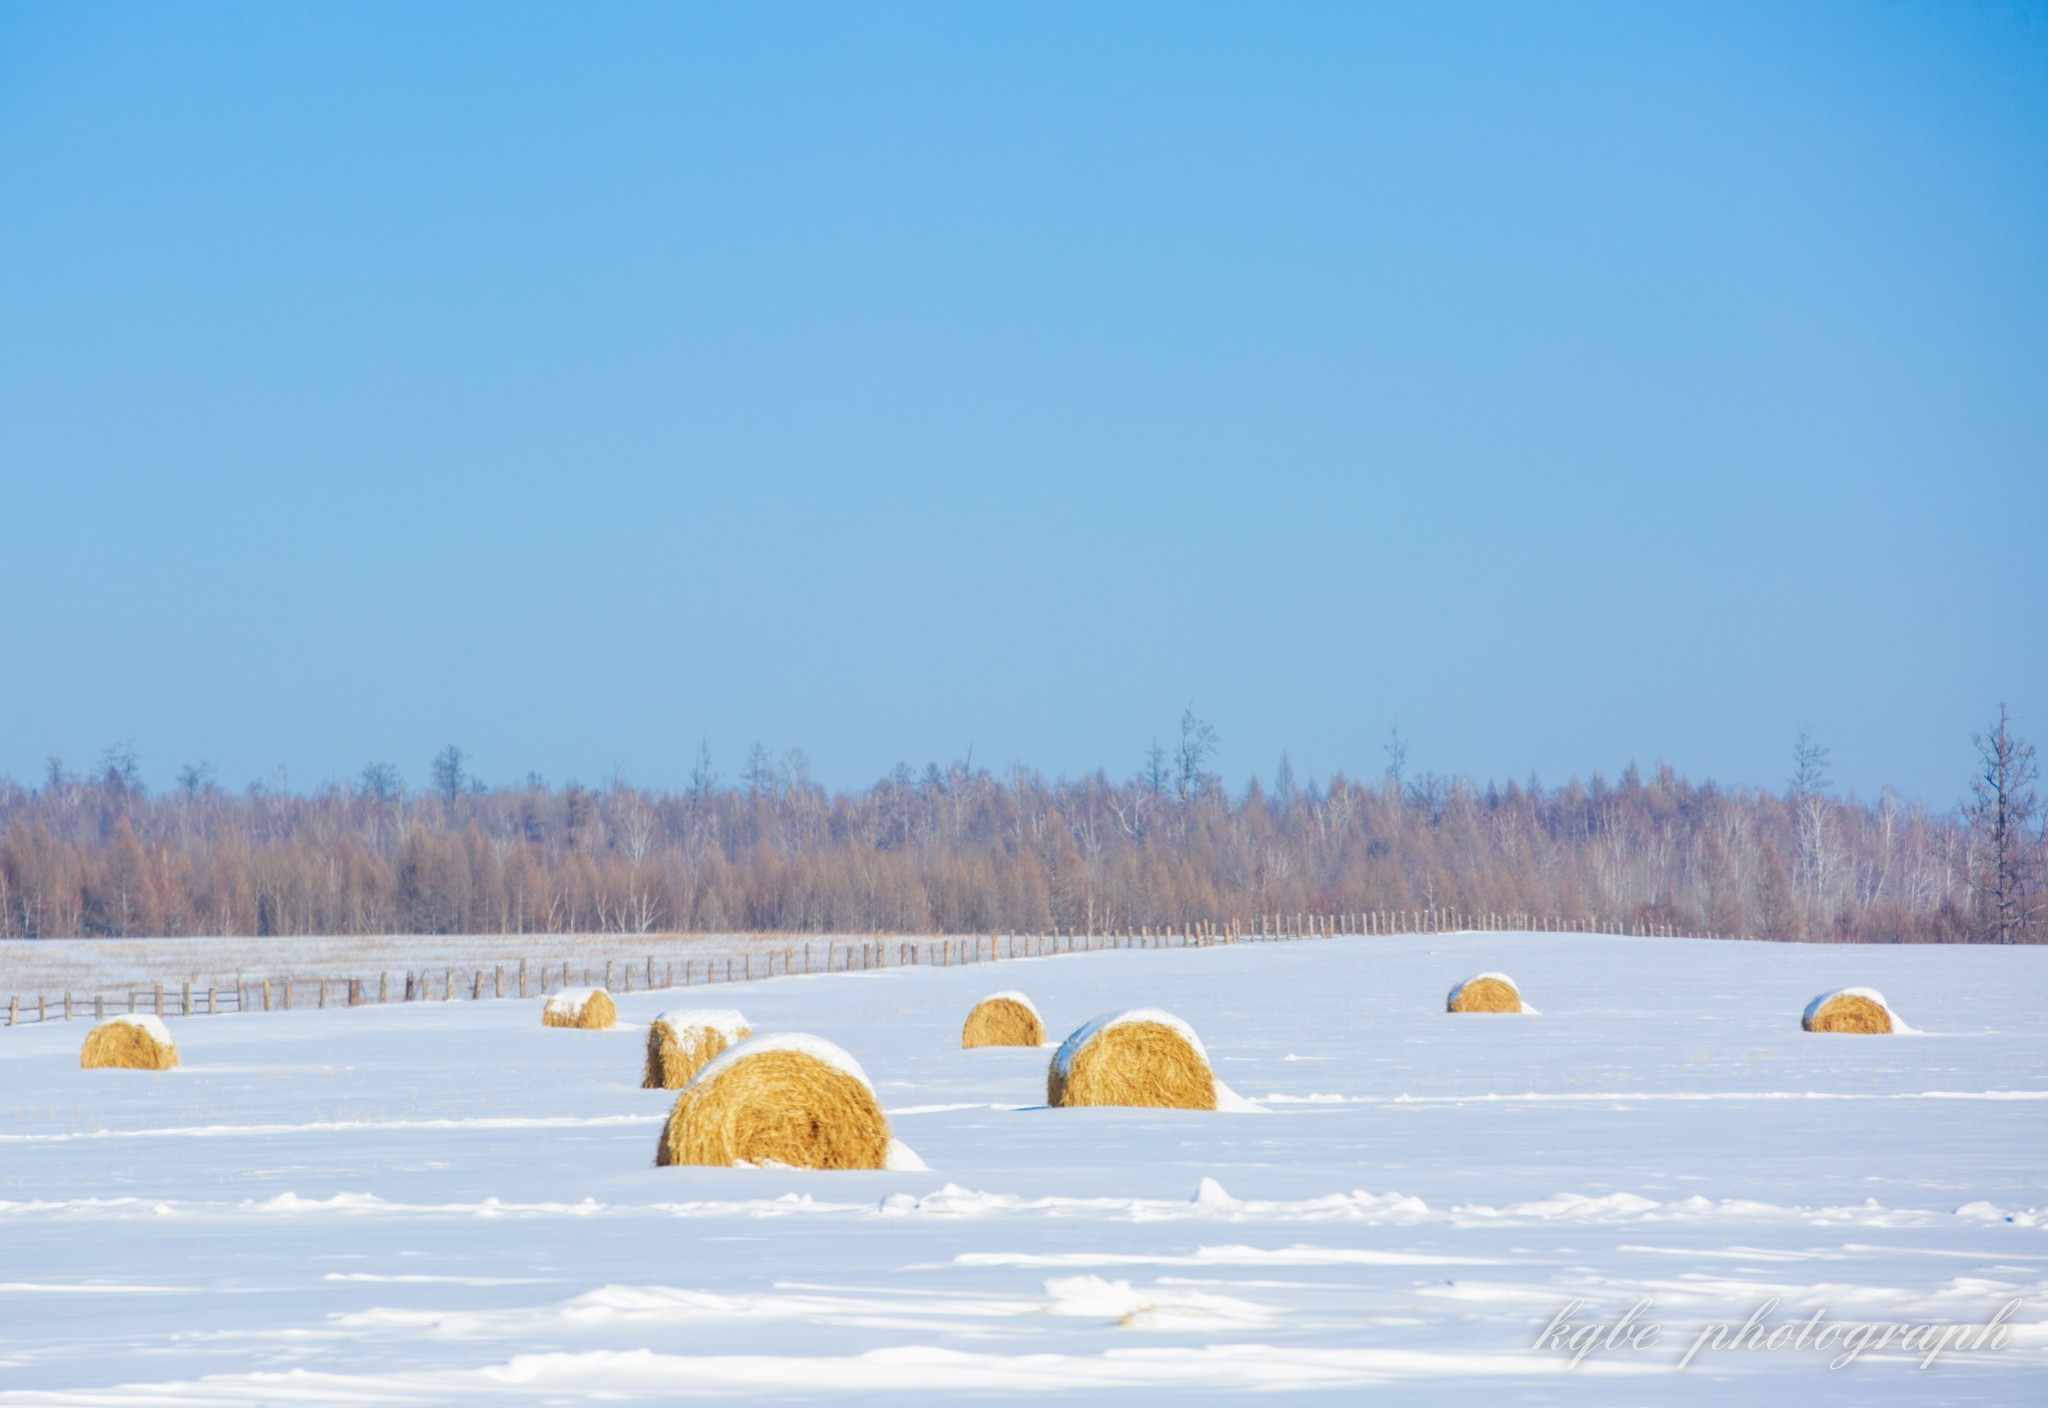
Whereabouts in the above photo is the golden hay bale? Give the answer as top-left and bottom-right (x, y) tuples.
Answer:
(542, 987), (617, 1030)
(80, 1015), (179, 1071)
(1802, 988), (1895, 1034)
(1447, 972), (1523, 1013)
(1047, 1010), (1216, 1110)
(962, 991), (1045, 1048)
(644, 1009), (753, 1089)
(656, 1034), (893, 1170)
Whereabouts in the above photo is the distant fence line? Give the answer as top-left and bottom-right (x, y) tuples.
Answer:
(3, 908), (1696, 1028)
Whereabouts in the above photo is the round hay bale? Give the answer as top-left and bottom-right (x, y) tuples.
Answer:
(1447, 972), (1523, 1013)
(656, 1034), (893, 1170)
(644, 1009), (753, 1089)
(962, 991), (1045, 1048)
(542, 987), (616, 1030)
(80, 1015), (179, 1071)
(1047, 1009), (1216, 1110)
(1802, 987), (1895, 1034)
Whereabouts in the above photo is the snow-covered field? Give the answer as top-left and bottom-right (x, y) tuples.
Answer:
(0, 931), (902, 997)
(2, 934), (2043, 1405)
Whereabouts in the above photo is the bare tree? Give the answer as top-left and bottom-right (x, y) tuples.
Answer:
(1789, 730), (1831, 800)
(430, 746), (467, 804)
(1175, 708), (1218, 805)
(1789, 730), (1838, 921)
(687, 738), (718, 801)
(1272, 753), (1299, 813)
(99, 743), (145, 796)
(357, 762), (404, 803)
(1384, 726), (1409, 791)
(741, 742), (775, 800)
(1140, 740), (1169, 797)
(1967, 704), (2041, 943)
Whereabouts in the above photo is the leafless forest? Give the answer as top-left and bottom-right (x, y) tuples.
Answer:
(2, 715), (2039, 944)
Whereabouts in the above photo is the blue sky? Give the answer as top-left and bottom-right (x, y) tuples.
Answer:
(2, 1), (2043, 806)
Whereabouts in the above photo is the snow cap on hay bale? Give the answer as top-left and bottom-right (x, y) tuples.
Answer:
(80, 1014), (179, 1071)
(1802, 987), (1897, 1034)
(656, 1033), (895, 1169)
(644, 1009), (753, 1089)
(1447, 972), (1523, 1013)
(962, 991), (1045, 1048)
(542, 987), (617, 1030)
(1047, 1009), (1216, 1110)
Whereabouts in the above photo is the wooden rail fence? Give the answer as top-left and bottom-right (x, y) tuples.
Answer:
(3, 909), (1697, 1028)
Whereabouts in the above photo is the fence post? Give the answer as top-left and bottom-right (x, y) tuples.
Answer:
(65, 991), (72, 1021)
(207, 988), (215, 1016)
(96, 993), (106, 1020)
(39, 994), (46, 1023)
(7, 996), (14, 1026)
(154, 982), (164, 1015)
(519, 958), (528, 998)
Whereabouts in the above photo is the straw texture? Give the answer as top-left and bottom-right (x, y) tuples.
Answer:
(644, 1013), (753, 1089)
(1803, 992), (1893, 1034)
(80, 1017), (179, 1071)
(1048, 1018), (1216, 1110)
(542, 988), (617, 1030)
(962, 994), (1045, 1048)
(656, 1044), (893, 1169)
(1447, 974), (1522, 1013)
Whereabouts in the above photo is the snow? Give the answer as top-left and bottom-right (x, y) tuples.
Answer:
(1051, 1007), (1211, 1077)
(0, 932), (931, 994)
(2, 933), (2045, 1405)
(650, 1008), (751, 1041)
(101, 1012), (174, 1044)
(543, 987), (606, 1017)
(689, 1031), (876, 1092)
(885, 1138), (929, 1172)
(976, 990), (1042, 1017)
(1450, 970), (1519, 999)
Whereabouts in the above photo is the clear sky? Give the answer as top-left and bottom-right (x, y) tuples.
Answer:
(2, 1), (2043, 808)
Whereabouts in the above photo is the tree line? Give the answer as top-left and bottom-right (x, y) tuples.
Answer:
(1, 711), (2039, 943)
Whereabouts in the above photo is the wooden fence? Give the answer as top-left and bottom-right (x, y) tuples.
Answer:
(2, 909), (1697, 1028)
